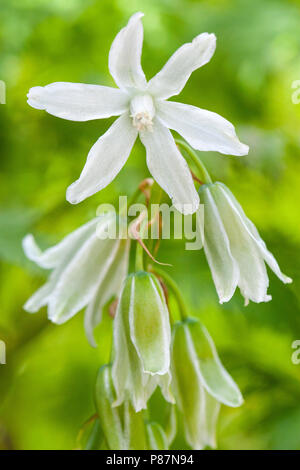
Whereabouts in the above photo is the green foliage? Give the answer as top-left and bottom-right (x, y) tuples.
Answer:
(0, 0), (299, 450)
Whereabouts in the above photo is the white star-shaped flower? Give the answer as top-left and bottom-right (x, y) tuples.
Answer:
(27, 12), (248, 214)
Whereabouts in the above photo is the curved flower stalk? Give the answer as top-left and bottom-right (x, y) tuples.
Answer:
(23, 212), (130, 346)
(171, 317), (243, 450)
(27, 12), (248, 215)
(200, 182), (292, 305)
(112, 271), (174, 412)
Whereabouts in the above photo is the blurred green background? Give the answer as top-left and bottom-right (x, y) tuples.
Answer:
(0, 0), (300, 450)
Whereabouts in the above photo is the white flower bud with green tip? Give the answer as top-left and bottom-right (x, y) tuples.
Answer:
(22, 212), (130, 346)
(27, 12), (248, 215)
(200, 182), (292, 305)
(95, 364), (147, 450)
(112, 271), (174, 412)
(171, 318), (243, 450)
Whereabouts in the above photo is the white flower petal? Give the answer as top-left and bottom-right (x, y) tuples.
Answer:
(22, 219), (100, 269)
(111, 290), (131, 408)
(202, 389), (221, 449)
(147, 33), (216, 99)
(108, 12), (147, 91)
(188, 321), (243, 407)
(24, 281), (54, 313)
(149, 372), (175, 406)
(23, 218), (104, 313)
(27, 83), (129, 121)
(218, 183), (292, 284)
(140, 118), (199, 215)
(201, 185), (239, 303)
(171, 323), (207, 450)
(157, 101), (249, 156)
(212, 184), (271, 303)
(66, 113), (137, 204)
(129, 274), (171, 375)
(48, 215), (120, 323)
(84, 239), (130, 347)
(112, 273), (173, 412)
(112, 276), (151, 412)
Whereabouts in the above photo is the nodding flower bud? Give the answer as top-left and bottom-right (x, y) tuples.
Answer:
(199, 182), (292, 305)
(112, 271), (174, 412)
(171, 318), (243, 449)
(145, 422), (169, 450)
(95, 364), (147, 450)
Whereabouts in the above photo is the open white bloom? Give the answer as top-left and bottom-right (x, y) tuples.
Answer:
(200, 182), (292, 305)
(27, 12), (248, 215)
(23, 212), (130, 346)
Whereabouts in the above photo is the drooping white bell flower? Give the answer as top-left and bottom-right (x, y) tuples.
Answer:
(95, 364), (148, 450)
(23, 212), (130, 346)
(112, 271), (174, 412)
(27, 12), (248, 215)
(171, 318), (243, 450)
(200, 182), (292, 305)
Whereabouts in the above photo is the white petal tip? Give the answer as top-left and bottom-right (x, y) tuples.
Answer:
(49, 315), (67, 325)
(193, 32), (216, 45)
(22, 233), (34, 250)
(230, 396), (244, 408)
(22, 234), (41, 261)
(229, 141), (249, 156)
(218, 293), (234, 304)
(239, 143), (249, 156)
(130, 11), (144, 21)
(111, 400), (120, 409)
(66, 186), (81, 205)
(244, 294), (273, 306)
(168, 395), (176, 405)
(85, 332), (98, 348)
(23, 302), (38, 314)
(27, 86), (46, 110)
(173, 200), (200, 215)
(283, 276), (293, 284)
(143, 367), (170, 377)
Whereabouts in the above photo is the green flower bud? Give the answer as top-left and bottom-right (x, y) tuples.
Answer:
(112, 271), (174, 412)
(76, 417), (103, 450)
(171, 318), (243, 449)
(95, 364), (147, 450)
(146, 422), (169, 450)
(165, 404), (177, 447)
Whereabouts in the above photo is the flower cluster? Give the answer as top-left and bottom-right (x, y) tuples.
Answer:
(23, 12), (292, 450)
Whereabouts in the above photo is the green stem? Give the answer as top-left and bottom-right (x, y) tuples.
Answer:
(152, 267), (188, 320)
(175, 139), (212, 184)
(135, 241), (144, 272)
(128, 187), (141, 208)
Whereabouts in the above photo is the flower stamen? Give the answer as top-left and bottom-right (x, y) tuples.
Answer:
(130, 94), (155, 132)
